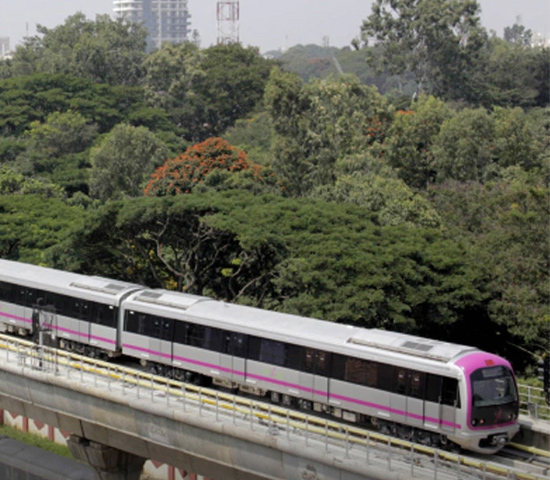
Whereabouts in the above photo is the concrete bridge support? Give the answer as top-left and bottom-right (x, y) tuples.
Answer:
(67, 435), (146, 480)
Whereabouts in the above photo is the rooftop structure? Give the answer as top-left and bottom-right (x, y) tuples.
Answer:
(114, 0), (191, 52)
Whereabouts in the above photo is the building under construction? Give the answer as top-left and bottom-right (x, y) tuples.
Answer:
(113, 0), (192, 52)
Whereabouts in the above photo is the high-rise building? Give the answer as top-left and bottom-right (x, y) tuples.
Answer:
(114, 0), (192, 52)
(0, 37), (10, 59)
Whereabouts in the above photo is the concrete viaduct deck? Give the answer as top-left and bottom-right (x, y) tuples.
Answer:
(0, 335), (547, 480)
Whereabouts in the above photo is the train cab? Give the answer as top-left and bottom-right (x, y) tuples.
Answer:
(455, 352), (520, 452)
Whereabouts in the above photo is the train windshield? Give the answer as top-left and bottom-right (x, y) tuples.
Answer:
(471, 366), (518, 408)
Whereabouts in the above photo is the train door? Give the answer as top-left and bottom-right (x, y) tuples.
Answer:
(390, 367), (408, 424)
(149, 316), (173, 368)
(77, 299), (91, 345)
(406, 371), (425, 428)
(439, 377), (458, 433)
(424, 375), (458, 433)
(299, 348), (330, 404)
(220, 332), (247, 384)
(23, 287), (36, 334)
(390, 367), (425, 428)
(313, 350), (330, 404)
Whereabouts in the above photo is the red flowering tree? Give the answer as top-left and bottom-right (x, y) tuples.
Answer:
(144, 137), (270, 197)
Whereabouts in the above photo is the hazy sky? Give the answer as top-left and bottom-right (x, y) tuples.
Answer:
(1, 0), (549, 52)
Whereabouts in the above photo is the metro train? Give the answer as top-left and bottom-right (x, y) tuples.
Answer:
(0, 259), (520, 454)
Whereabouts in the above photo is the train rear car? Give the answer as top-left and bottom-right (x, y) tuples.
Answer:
(0, 259), (141, 357)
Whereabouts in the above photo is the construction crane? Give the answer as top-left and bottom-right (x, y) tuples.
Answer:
(217, 1), (240, 45)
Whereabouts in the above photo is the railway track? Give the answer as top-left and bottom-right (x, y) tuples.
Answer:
(0, 333), (548, 480)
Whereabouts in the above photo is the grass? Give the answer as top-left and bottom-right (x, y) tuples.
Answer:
(0, 423), (74, 459)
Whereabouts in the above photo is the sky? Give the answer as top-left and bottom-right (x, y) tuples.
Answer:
(1, 0), (549, 53)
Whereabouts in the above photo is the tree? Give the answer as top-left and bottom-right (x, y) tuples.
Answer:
(360, 0), (487, 100)
(143, 42), (275, 142)
(189, 44), (276, 140)
(431, 106), (547, 184)
(15, 111), (97, 184)
(89, 124), (169, 201)
(7, 13), (147, 86)
(0, 73), (174, 137)
(0, 194), (83, 263)
(503, 22), (532, 46)
(265, 69), (391, 196)
(431, 107), (496, 183)
(50, 193), (278, 299)
(427, 169), (550, 367)
(143, 41), (203, 114)
(472, 37), (548, 108)
(144, 137), (277, 197)
(384, 95), (453, 189)
(311, 172), (442, 228)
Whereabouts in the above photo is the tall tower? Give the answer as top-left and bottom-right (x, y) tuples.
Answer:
(114, 0), (192, 52)
(217, 1), (239, 45)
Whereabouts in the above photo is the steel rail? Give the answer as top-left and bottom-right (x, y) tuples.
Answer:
(0, 333), (548, 480)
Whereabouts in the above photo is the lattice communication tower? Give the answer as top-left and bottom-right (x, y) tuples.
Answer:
(217, 1), (240, 45)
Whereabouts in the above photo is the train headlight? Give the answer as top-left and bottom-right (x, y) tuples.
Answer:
(472, 419), (478, 426)
(479, 419), (485, 425)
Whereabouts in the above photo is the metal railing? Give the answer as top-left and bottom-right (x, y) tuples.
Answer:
(519, 384), (550, 421)
(0, 334), (547, 480)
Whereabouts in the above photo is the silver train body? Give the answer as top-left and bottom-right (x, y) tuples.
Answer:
(0, 259), (520, 453)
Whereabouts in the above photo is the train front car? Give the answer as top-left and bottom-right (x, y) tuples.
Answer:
(453, 352), (520, 453)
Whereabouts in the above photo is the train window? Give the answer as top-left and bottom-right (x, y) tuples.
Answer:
(187, 323), (206, 348)
(304, 348), (315, 373)
(260, 339), (286, 366)
(441, 377), (460, 407)
(364, 362), (378, 387)
(285, 344), (303, 370)
(315, 351), (331, 376)
(125, 311), (138, 333)
(204, 327), (222, 351)
(247, 336), (261, 361)
(160, 318), (174, 341)
(223, 332), (247, 358)
(91, 303), (117, 328)
(409, 371), (425, 399)
(395, 368), (408, 394)
(0, 281), (11, 301)
(174, 321), (188, 345)
(344, 358), (368, 385)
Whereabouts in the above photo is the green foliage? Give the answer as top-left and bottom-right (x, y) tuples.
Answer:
(143, 42), (276, 142)
(431, 107), (546, 184)
(7, 13), (147, 86)
(473, 37), (548, 108)
(223, 111), (275, 167)
(11, 111), (98, 194)
(384, 95), (453, 189)
(0, 73), (174, 137)
(265, 69), (392, 196)
(427, 169), (550, 367)
(311, 173), (442, 228)
(0, 165), (65, 198)
(0, 194), (83, 263)
(89, 124), (169, 201)
(360, 0), (487, 100)
(0, 424), (73, 459)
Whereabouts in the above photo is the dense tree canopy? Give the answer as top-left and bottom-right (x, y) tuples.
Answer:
(4, 13), (147, 86)
(0, 7), (548, 374)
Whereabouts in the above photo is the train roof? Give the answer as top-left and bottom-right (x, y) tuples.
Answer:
(0, 259), (142, 303)
(127, 288), (478, 366)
